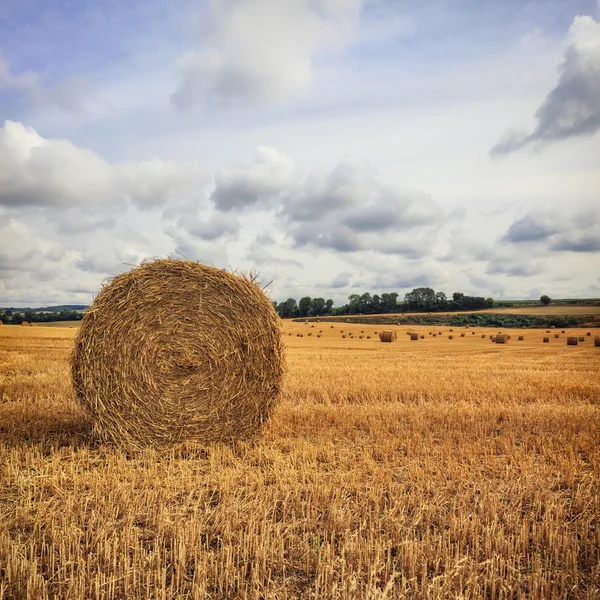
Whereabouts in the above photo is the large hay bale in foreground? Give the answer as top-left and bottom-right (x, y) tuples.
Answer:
(410, 333), (419, 341)
(495, 334), (507, 344)
(71, 259), (284, 448)
(379, 330), (397, 342)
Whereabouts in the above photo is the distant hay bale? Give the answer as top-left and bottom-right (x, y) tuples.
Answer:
(461, 333), (465, 337)
(420, 335), (424, 339)
(311, 325), (315, 328)
(342, 334), (347, 339)
(379, 331), (397, 342)
(546, 330), (550, 333)
(543, 337), (549, 343)
(507, 335), (511, 339)
(491, 336), (496, 342)
(496, 334), (507, 344)
(449, 328), (454, 332)
(21, 321), (29, 326)
(71, 259), (284, 448)
(410, 332), (419, 340)
(562, 330), (566, 334)
(288, 333), (292, 336)
(317, 334), (321, 338)
(359, 335), (363, 339)
(586, 332), (591, 336)
(578, 336), (585, 342)
(433, 333), (437, 337)
(472, 331), (475, 335)
(554, 334), (559, 338)
(567, 337), (578, 346)
(449, 335), (453, 339)
(367, 335), (371, 339)
(307, 332), (312, 336)
(595, 336), (600, 347)
(330, 325), (334, 328)
(518, 336), (524, 341)
(481, 334), (486, 338)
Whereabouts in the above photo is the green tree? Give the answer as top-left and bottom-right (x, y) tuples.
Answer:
(540, 295), (551, 306)
(485, 297), (494, 308)
(325, 299), (334, 314)
(12, 312), (24, 324)
(435, 291), (448, 310)
(278, 298), (299, 318)
(298, 297), (312, 318)
(24, 310), (36, 323)
(380, 293), (399, 313)
(310, 297), (326, 316)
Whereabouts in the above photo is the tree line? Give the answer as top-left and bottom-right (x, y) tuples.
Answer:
(0, 309), (84, 324)
(273, 287), (495, 318)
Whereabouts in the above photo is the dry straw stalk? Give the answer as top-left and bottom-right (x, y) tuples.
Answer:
(71, 258), (284, 448)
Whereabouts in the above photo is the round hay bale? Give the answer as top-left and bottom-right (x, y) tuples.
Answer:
(518, 335), (524, 341)
(342, 334), (347, 339)
(366, 335), (371, 339)
(379, 330), (397, 342)
(567, 337), (578, 346)
(546, 330), (550, 333)
(410, 333), (419, 340)
(594, 336), (600, 347)
(316, 334), (321, 338)
(562, 330), (566, 334)
(330, 325), (334, 329)
(472, 331), (475, 335)
(21, 321), (29, 327)
(449, 328), (454, 332)
(586, 332), (591, 336)
(461, 333), (465, 337)
(496, 334), (507, 344)
(491, 336), (496, 342)
(578, 336), (585, 342)
(543, 337), (549, 343)
(449, 335), (453, 339)
(433, 333), (437, 337)
(71, 259), (284, 448)
(420, 334), (424, 339)
(307, 332), (312, 336)
(554, 334), (559, 338)
(359, 335), (363, 339)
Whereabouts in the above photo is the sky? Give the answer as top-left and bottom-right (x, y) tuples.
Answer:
(1, 0), (599, 307)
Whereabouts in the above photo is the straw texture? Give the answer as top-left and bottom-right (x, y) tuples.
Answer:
(71, 259), (284, 448)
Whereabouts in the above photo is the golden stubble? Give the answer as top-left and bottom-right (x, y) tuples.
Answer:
(1, 322), (599, 599)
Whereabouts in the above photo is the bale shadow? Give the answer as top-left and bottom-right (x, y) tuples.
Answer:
(0, 407), (96, 452)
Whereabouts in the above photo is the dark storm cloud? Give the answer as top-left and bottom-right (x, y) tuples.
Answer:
(502, 214), (559, 243)
(491, 16), (600, 155)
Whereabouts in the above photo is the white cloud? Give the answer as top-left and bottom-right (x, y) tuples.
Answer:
(492, 14), (600, 154)
(212, 146), (298, 210)
(0, 50), (38, 94)
(171, 0), (366, 109)
(0, 121), (207, 208)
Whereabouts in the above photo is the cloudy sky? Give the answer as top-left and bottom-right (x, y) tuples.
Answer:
(1, 0), (599, 307)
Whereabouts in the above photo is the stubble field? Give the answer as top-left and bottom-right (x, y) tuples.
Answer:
(0, 322), (599, 599)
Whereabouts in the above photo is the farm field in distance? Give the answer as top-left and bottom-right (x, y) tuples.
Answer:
(0, 321), (599, 598)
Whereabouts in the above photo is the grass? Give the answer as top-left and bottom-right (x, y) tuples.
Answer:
(0, 323), (599, 599)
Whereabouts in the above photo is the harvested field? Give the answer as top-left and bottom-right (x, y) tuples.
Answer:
(0, 322), (599, 599)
